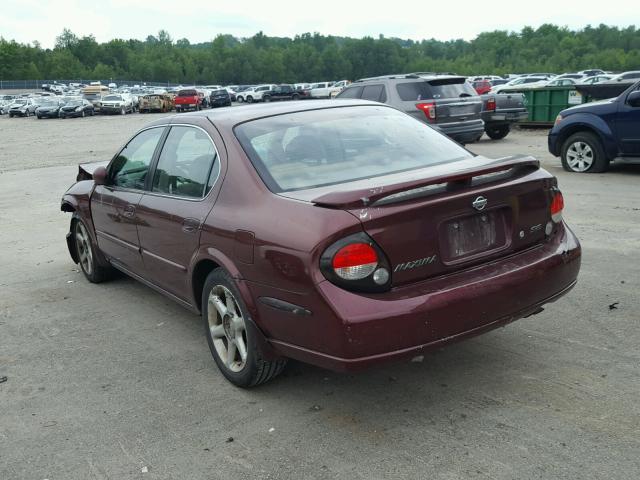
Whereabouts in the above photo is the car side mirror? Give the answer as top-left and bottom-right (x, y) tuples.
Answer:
(93, 166), (108, 186)
(627, 91), (640, 107)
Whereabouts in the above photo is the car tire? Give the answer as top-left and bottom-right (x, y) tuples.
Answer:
(36, 114), (41, 119)
(485, 125), (510, 140)
(246, 96), (253, 104)
(263, 95), (271, 103)
(73, 218), (112, 283)
(561, 131), (608, 173)
(81, 110), (85, 118)
(120, 107), (125, 115)
(237, 96), (244, 103)
(203, 268), (287, 387)
(292, 93), (300, 100)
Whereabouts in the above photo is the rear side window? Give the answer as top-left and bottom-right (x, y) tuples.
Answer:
(152, 126), (219, 198)
(110, 127), (165, 189)
(361, 85), (386, 102)
(336, 87), (362, 99)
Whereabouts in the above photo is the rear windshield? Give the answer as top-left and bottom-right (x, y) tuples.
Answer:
(396, 79), (477, 101)
(212, 89), (227, 95)
(178, 89), (197, 96)
(235, 106), (470, 192)
(103, 95), (122, 101)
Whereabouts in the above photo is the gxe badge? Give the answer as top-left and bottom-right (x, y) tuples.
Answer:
(472, 196), (488, 211)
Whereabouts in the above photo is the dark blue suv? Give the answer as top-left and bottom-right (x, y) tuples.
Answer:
(548, 81), (640, 173)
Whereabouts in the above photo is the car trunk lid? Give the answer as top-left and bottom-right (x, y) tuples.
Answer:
(305, 155), (556, 285)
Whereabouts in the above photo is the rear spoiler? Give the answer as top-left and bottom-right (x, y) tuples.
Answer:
(77, 160), (109, 182)
(312, 155), (539, 209)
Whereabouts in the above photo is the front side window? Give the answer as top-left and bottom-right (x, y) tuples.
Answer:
(110, 127), (164, 189)
(235, 106), (470, 192)
(152, 126), (218, 198)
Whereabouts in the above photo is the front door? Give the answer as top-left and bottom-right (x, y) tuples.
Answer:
(91, 126), (166, 274)
(617, 86), (640, 155)
(136, 125), (221, 300)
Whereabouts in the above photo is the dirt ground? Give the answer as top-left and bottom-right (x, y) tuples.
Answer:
(1, 112), (639, 480)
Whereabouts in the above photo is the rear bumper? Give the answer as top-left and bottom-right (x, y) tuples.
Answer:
(435, 120), (485, 143)
(482, 110), (528, 125)
(261, 222), (581, 372)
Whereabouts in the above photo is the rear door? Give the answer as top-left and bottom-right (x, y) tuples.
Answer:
(92, 126), (166, 274)
(136, 123), (222, 300)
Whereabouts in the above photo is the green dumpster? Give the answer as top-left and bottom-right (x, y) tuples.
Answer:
(512, 87), (587, 125)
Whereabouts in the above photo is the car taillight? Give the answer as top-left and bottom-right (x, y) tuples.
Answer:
(486, 97), (496, 111)
(332, 243), (378, 280)
(320, 233), (392, 292)
(416, 102), (436, 122)
(550, 190), (564, 223)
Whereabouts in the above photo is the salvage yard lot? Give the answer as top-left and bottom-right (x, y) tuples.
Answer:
(1, 113), (639, 479)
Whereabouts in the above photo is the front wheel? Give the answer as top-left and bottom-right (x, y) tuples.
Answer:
(485, 124), (510, 140)
(120, 107), (125, 115)
(237, 96), (244, 103)
(203, 268), (287, 387)
(74, 219), (112, 283)
(263, 96), (271, 102)
(561, 132), (608, 173)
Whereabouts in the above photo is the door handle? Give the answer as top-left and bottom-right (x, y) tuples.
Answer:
(123, 204), (136, 218)
(182, 218), (201, 233)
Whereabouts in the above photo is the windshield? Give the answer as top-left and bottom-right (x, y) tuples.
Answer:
(235, 106), (470, 192)
(103, 95), (122, 101)
(40, 100), (59, 107)
(13, 99), (27, 105)
(66, 100), (82, 106)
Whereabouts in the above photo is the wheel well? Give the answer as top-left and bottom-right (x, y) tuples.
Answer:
(61, 201), (76, 212)
(558, 125), (606, 156)
(192, 259), (220, 312)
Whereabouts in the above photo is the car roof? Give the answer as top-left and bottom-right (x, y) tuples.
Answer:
(143, 99), (386, 129)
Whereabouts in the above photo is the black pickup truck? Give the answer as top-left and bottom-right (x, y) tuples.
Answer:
(262, 84), (301, 102)
(480, 92), (528, 139)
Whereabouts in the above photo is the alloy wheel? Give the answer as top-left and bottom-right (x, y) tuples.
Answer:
(566, 141), (594, 172)
(75, 222), (93, 276)
(207, 285), (248, 372)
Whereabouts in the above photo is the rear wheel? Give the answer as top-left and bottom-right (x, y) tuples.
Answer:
(485, 124), (510, 140)
(561, 131), (608, 173)
(203, 268), (287, 387)
(292, 93), (300, 100)
(74, 219), (112, 283)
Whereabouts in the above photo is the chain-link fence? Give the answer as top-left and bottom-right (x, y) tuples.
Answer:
(0, 79), (184, 90)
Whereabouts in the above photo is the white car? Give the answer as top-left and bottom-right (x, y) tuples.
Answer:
(309, 81), (335, 98)
(490, 76), (548, 93)
(609, 71), (640, 82)
(99, 93), (134, 114)
(543, 78), (579, 87)
(328, 80), (351, 98)
(236, 84), (276, 103)
(578, 75), (613, 85)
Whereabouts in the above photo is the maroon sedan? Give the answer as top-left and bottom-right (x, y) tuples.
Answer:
(61, 100), (581, 387)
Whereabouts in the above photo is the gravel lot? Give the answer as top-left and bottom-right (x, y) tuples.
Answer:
(1, 112), (639, 480)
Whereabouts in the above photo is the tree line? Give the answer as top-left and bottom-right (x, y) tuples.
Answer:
(0, 24), (639, 84)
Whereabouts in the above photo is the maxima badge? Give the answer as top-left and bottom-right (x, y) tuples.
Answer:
(472, 196), (488, 211)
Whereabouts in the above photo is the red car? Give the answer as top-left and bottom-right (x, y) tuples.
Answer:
(61, 101), (581, 387)
(174, 88), (202, 112)
(472, 80), (493, 95)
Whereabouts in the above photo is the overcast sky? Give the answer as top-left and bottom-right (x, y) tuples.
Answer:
(1, 0), (636, 48)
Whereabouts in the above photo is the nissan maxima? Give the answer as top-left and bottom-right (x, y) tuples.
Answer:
(61, 100), (581, 387)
